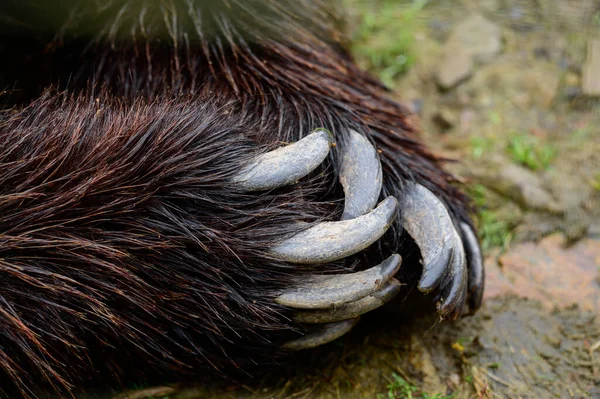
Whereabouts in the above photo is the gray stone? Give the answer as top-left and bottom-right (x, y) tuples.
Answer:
(446, 14), (502, 63)
(474, 156), (562, 213)
(541, 0), (598, 30)
(582, 39), (600, 96)
(523, 65), (560, 108)
(492, 163), (561, 213)
(432, 106), (459, 129)
(480, 0), (499, 13)
(436, 45), (473, 89)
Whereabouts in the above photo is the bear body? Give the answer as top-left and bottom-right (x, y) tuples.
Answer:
(0, 1), (483, 397)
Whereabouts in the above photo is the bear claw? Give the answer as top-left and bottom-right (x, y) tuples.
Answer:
(339, 130), (383, 221)
(460, 222), (485, 314)
(274, 254), (401, 309)
(231, 131), (481, 348)
(398, 183), (469, 320)
(282, 318), (360, 350)
(231, 129), (332, 191)
(270, 197), (397, 264)
(292, 279), (402, 324)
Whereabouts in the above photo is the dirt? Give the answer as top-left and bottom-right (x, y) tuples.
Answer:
(73, 0), (599, 398)
(92, 238), (599, 399)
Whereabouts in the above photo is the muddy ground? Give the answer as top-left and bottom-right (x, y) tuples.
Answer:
(79, 0), (599, 398)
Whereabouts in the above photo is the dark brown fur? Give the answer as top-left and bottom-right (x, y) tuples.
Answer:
(0, 1), (475, 397)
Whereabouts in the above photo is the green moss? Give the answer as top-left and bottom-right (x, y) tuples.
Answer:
(347, 0), (428, 88)
(469, 185), (514, 252)
(377, 373), (457, 399)
(591, 172), (600, 191)
(469, 136), (496, 159)
(506, 133), (557, 171)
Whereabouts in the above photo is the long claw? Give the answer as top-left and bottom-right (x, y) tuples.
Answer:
(293, 279), (401, 323)
(437, 246), (467, 319)
(270, 197), (398, 264)
(399, 183), (471, 318)
(274, 254), (401, 309)
(231, 129), (332, 191)
(282, 318), (359, 350)
(339, 130), (383, 220)
(398, 184), (457, 292)
(460, 222), (485, 314)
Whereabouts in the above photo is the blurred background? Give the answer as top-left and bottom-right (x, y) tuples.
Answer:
(99, 0), (599, 398)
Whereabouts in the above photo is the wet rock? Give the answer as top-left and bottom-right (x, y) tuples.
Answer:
(523, 65), (560, 108)
(432, 106), (459, 130)
(435, 14), (501, 90)
(507, 5), (537, 33)
(549, 171), (594, 241)
(428, 19), (451, 42)
(439, 297), (600, 398)
(480, 0), (499, 13)
(582, 39), (600, 96)
(468, 63), (560, 109)
(485, 234), (600, 313)
(446, 14), (502, 63)
(436, 45), (473, 89)
(475, 157), (562, 213)
(409, 98), (423, 115)
(533, 46), (552, 61)
(542, 0), (599, 30)
(496, 165), (560, 212)
(514, 212), (563, 242)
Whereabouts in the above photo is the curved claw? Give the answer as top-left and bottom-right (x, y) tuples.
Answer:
(398, 184), (456, 291)
(460, 222), (485, 314)
(437, 246), (467, 319)
(399, 183), (468, 318)
(339, 130), (383, 220)
(274, 254), (401, 309)
(293, 279), (401, 324)
(270, 197), (398, 264)
(282, 318), (359, 350)
(231, 129), (332, 191)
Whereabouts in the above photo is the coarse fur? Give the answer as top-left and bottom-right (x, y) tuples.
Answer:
(0, 0), (476, 397)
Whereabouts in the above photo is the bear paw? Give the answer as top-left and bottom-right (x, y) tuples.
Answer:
(231, 130), (401, 349)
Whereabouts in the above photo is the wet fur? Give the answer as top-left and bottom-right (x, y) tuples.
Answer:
(0, 0), (474, 396)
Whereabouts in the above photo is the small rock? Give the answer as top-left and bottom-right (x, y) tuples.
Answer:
(432, 106), (458, 130)
(523, 65), (560, 108)
(495, 164), (561, 212)
(428, 19), (451, 42)
(476, 157), (562, 213)
(448, 373), (462, 389)
(480, 0), (499, 13)
(508, 6), (524, 21)
(564, 72), (580, 86)
(553, 0), (598, 30)
(446, 14), (502, 63)
(582, 39), (600, 96)
(533, 46), (551, 61)
(436, 45), (473, 89)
